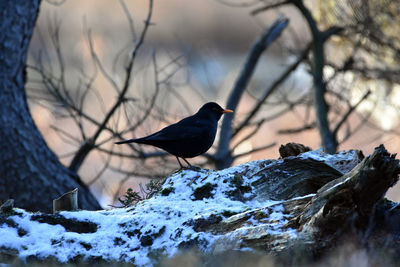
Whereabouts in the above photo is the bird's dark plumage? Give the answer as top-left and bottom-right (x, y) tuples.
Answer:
(115, 102), (233, 168)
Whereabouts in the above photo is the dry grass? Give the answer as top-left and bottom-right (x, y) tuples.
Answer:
(3, 238), (398, 267)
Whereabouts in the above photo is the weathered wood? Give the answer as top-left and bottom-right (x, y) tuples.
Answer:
(0, 145), (398, 264)
(0, 199), (14, 213)
(279, 143), (312, 158)
(53, 188), (78, 213)
(207, 145), (398, 254)
(291, 145), (400, 248)
(250, 157), (355, 201)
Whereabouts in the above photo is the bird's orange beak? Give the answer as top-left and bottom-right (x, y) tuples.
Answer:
(222, 109), (233, 114)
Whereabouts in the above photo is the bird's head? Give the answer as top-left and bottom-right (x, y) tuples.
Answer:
(198, 102), (233, 121)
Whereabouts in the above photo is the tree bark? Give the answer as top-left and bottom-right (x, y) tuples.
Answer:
(290, 145), (400, 248)
(0, 0), (100, 212)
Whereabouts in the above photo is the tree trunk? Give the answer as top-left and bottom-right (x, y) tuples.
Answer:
(292, 0), (338, 154)
(0, 0), (101, 212)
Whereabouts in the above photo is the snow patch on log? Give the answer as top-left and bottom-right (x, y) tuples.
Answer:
(0, 149), (365, 266)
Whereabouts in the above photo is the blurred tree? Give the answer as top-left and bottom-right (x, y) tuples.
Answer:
(0, 0), (100, 212)
(27, 0), (400, 203)
(27, 0), (287, 202)
(250, 0), (400, 153)
(214, 17), (289, 168)
(251, 0), (343, 153)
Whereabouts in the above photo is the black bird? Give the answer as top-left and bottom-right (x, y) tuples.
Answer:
(115, 102), (233, 168)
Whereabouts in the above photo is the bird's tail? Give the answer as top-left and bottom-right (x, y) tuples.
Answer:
(115, 137), (148, 145)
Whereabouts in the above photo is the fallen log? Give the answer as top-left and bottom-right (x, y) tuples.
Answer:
(0, 144), (399, 266)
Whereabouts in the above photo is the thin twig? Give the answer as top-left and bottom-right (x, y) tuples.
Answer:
(233, 43), (311, 137)
(251, 1), (290, 16)
(233, 142), (276, 160)
(69, 0), (154, 172)
(333, 89), (371, 136)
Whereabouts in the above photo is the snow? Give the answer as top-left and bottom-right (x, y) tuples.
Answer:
(300, 149), (360, 174)
(0, 226), (22, 250)
(0, 150), (356, 266)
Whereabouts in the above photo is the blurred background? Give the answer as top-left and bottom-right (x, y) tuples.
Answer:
(27, 0), (400, 206)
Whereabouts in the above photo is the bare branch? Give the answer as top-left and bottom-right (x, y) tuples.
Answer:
(87, 29), (120, 93)
(291, 0), (341, 153)
(86, 151), (114, 186)
(45, 0), (66, 5)
(118, 50), (161, 136)
(215, 0), (260, 8)
(231, 119), (265, 151)
(233, 42), (311, 137)
(69, 0), (154, 172)
(251, 1), (290, 16)
(215, 16), (289, 169)
(120, 0), (138, 42)
(278, 122), (316, 134)
(339, 100), (377, 145)
(333, 89), (371, 136)
(232, 142), (276, 160)
(50, 125), (81, 146)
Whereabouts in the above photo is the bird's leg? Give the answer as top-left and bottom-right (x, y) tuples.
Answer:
(176, 156), (185, 169)
(182, 158), (193, 168)
(182, 158), (201, 171)
(176, 156), (200, 171)
(177, 157), (195, 170)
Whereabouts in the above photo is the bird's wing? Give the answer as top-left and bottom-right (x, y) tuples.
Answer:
(145, 116), (208, 142)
